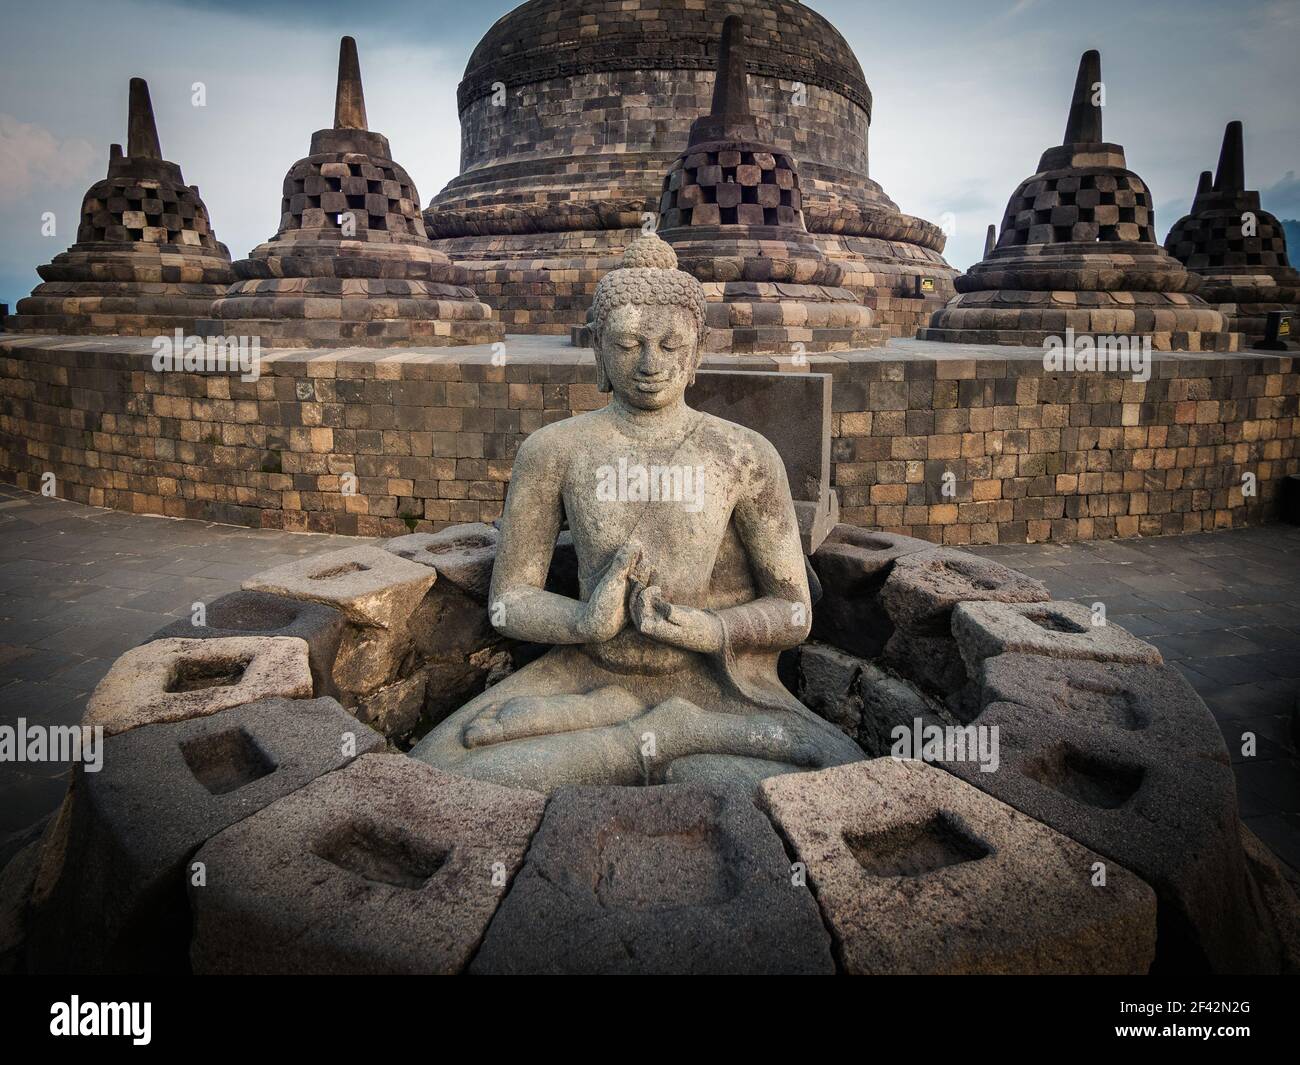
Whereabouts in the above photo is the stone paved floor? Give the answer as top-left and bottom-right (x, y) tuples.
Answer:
(1, 483), (1297, 875)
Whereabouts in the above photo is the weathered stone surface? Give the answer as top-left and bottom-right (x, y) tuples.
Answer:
(0, 833), (43, 974)
(688, 370), (839, 551)
(152, 590), (345, 698)
(242, 545), (435, 631)
(881, 548), (1051, 633)
(975, 653), (1224, 762)
(382, 523), (498, 602)
(760, 758), (1157, 974)
(244, 545), (435, 701)
(953, 599), (1162, 674)
(28, 697), (383, 974)
(795, 641), (948, 757)
(189, 754), (543, 974)
(949, 684), (1273, 973)
(84, 636), (313, 736)
(355, 671), (426, 738)
(1239, 824), (1300, 975)
(471, 783), (834, 974)
(810, 526), (931, 658)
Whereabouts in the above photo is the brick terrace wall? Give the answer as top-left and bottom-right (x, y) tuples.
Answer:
(0, 336), (1295, 543)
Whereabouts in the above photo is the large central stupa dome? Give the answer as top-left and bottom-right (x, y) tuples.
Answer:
(425, 0), (955, 339)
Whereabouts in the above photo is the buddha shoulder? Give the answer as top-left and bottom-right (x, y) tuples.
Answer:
(695, 411), (784, 475)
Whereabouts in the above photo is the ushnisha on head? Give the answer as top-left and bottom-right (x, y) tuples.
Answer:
(589, 233), (709, 405)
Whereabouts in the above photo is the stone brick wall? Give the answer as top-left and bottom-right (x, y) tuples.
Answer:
(1, 336), (1295, 543)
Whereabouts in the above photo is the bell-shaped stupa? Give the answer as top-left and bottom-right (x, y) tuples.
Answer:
(922, 51), (1237, 352)
(1164, 121), (1300, 344)
(200, 37), (502, 348)
(650, 15), (881, 353)
(9, 78), (234, 336)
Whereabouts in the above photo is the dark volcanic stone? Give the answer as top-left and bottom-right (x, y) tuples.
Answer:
(947, 658), (1277, 974)
(880, 548), (1050, 634)
(471, 783), (834, 974)
(152, 590), (345, 698)
(189, 754), (543, 974)
(28, 696), (383, 974)
(810, 527), (931, 658)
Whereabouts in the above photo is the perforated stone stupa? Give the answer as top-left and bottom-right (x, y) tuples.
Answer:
(8, 79), (234, 336)
(922, 51), (1237, 352)
(647, 16), (880, 354)
(1164, 121), (1300, 344)
(199, 37), (502, 348)
(423, 0), (955, 339)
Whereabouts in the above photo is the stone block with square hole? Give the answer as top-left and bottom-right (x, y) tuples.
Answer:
(85, 636), (313, 737)
(243, 545), (435, 702)
(952, 599), (1162, 675)
(760, 758), (1156, 974)
(810, 527), (932, 658)
(188, 754), (544, 974)
(948, 676), (1272, 973)
(880, 548), (1049, 697)
(471, 784), (834, 974)
(26, 696), (382, 974)
(381, 524), (515, 725)
(151, 590), (346, 699)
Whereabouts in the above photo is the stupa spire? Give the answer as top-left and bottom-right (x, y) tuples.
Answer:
(984, 223), (997, 258)
(333, 35), (368, 131)
(1063, 50), (1103, 145)
(710, 15), (751, 119)
(127, 77), (162, 160)
(1196, 170), (1213, 196)
(1213, 120), (1244, 193)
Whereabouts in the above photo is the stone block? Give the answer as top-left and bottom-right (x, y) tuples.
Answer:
(810, 526), (932, 658)
(189, 754), (543, 974)
(796, 641), (948, 757)
(471, 784), (834, 974)
(85, 636), (313, 736)
(880, 548), (1050, 633)
(760, 758), (1157, 974)
(29, 697), (382, 973)
(948, 664), (1271, 973)
(243, 546), (435, 701)
(242, 544), (435, 631)
(382, 522), (498, 602)
(952, 599), (1162, 674)
(151, 589), (345, 698)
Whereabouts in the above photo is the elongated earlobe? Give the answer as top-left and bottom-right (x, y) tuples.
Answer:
(595, 347), (611, 393)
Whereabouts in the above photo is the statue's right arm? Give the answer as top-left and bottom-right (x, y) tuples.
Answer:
(487, 431), (634, 645)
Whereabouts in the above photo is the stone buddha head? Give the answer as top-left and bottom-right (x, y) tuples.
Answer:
(588, 233), (709, 411)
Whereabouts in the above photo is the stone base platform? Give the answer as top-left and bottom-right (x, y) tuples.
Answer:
(0, 333), (1294, 545)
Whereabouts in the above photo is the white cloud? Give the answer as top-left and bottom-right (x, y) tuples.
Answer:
(0, 114), (98, 199)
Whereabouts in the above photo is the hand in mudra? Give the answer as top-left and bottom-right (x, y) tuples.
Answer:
(578, 539), (642, 641)
(629, 579), (724, 654)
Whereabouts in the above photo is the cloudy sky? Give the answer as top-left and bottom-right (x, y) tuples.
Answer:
(1, 0), (1297, 310)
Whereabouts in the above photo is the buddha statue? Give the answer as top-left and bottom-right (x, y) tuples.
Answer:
(410, 233), (864, 791)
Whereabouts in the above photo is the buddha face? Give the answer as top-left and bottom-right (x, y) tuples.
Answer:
(596, 304), (700, 411)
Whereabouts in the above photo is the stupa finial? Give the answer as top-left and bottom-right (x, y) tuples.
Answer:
(1213, 120), (1244, 194)
(1196, 170), (1213, 197)
(1063, 50), (1103, 145)
(710, 15), (751, 118)
(127, 78), (162, 160)
(333, 36), (368, 131)
(984, 223), (997, 258)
